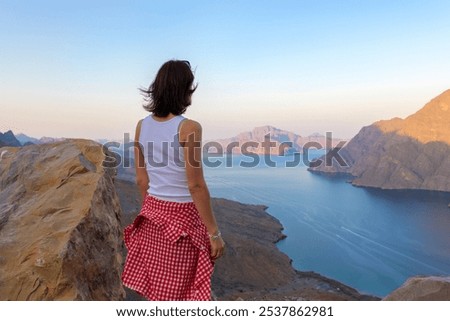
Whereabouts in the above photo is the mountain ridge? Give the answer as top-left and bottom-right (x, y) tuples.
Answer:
(374, 89), (450, 144)
(207, 125), (345, 155)
(308, 89), (450, 192)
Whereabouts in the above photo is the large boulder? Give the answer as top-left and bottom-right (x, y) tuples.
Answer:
(384, 276), (450, 301)
(0, 139), (125, 300)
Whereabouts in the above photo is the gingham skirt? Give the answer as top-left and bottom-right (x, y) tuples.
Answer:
(121, 195), (214, 300)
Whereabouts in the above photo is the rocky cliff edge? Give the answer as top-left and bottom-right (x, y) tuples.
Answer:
(0, 139), (124, 300)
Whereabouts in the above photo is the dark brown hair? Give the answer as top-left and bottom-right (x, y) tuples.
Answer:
(141, 60), (197, 117)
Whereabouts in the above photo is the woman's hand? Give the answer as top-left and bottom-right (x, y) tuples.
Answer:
(209, 235), (225, 260)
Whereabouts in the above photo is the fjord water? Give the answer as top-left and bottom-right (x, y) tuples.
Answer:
(203, 153), (450, 297)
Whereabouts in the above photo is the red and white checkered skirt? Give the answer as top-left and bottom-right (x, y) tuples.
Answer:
(121, 195), (214, 300)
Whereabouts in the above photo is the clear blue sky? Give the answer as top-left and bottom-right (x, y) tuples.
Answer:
(1, 0), (449, 140)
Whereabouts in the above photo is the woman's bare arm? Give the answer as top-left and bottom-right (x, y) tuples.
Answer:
(134, 119), (149, 200)
(180, 119), (225, 259)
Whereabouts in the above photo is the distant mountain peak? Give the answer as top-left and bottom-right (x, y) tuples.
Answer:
(253, 125), (282, 132)
(16, 133), (39, 145)
(308, 132), (324, 137)
(0, 130), (22, 147)
(210, 125), (343, 154)
(13, 133), (67, 145)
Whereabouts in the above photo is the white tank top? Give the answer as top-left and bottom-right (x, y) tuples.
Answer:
(139, 114), (193, 202)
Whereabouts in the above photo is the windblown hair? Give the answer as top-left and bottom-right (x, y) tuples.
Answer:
(141, 60), (197, 117)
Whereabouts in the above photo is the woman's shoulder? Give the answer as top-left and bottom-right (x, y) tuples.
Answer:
(179, 117), (202, 141)
(181, 118), (201, 132)
(135, 118), (145, 131)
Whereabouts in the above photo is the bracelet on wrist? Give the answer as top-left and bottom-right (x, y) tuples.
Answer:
(209, 230), (221, 240)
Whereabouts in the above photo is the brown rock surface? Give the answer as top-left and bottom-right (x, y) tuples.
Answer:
(309, 89), (450, 192)
(384, 276), (450, 301)
(0, 139), (125, 300)
(115, 178), (377, 301)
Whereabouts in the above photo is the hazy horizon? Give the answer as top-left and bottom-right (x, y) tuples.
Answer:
(9, 124), (350, 142)
(1, 1), (449, 141)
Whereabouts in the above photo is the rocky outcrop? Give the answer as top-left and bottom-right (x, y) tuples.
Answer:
(0, 139), (125, 300)
(309, 90), (450, 192)
(0, 130), (21, 148)
(384, 276), (450, 301)
(115, 178), (378, 301)
(207, 125), (344, 155)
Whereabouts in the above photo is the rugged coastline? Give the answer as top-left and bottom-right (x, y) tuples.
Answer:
(115, 178), (379, 301)
(2, 139), (446, 300)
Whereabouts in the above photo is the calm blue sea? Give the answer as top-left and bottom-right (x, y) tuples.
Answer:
(203, 152), (450, 297)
